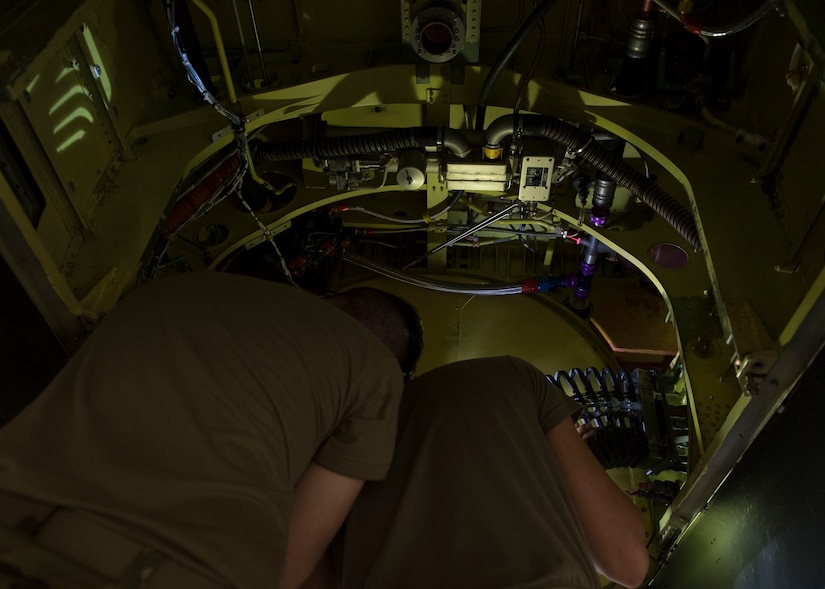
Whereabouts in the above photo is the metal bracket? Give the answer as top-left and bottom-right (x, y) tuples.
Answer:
(724, 300), (778, 396)
(211, 109), (265, 143)
(68, 31), (134, 162)
(735, 351), (778, 396)
(243, 220), (292, 249)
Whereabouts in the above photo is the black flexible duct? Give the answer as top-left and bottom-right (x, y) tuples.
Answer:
(258, 127), (472, 161)
(475, 0), (560, 131)
(486, 114), (702, 251)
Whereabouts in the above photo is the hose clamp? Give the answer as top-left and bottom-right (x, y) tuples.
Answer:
(571, 136), (593, 156)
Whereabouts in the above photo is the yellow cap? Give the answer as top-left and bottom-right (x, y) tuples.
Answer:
(677, 0), (694, 14)
(483, 146), (503, 160)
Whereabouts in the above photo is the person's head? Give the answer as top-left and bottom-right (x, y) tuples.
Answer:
(325, 287), (423, 380)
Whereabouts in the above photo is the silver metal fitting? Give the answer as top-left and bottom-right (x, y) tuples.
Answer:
(626, 15), (656, 60)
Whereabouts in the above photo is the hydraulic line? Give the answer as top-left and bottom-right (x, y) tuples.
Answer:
(403, 200), (521, 269)
(649, 0), (681, 21)
(246, 0), (269, 85)
(332, 190), (464, 225)
(459, 195), (559, 231)
(695, 1), (773, 37)
(485, 114), (702, 251)
(475, 0), (560, 131)
(700, 106), (770, 148)
(230, 0), (253, 83)
(343, 253), (576, 296)
(513, 0), (548, 117)
(652, 0), (774, 37)
(571, 234), (601, 311)
(356, 224), (560, 239)
(258, 127), (472, 161)
(568, 0), (585, 71)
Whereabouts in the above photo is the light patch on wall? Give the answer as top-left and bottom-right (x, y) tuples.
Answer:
(351, 92), (386, 108)
(53, 107), (94, 134)
(25, 73), (41, 93)
(56, 130), (86, 153)
(56, 66), (74, 83)
(49, 85), (87, 116)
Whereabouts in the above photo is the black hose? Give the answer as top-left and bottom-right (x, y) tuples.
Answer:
(574, 132), (700, 252)
(258, 127), (472, 161)
(485, 114), (703, 251)
(513, 1), (548, 117)
(475, 0), (560, 131)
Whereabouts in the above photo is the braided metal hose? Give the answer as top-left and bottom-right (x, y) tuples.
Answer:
(342, 253), (524, 296)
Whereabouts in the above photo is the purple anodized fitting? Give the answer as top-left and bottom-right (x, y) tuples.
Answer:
(589, 205), (610, 227)
(590, 213), (607, 227)
(574, 286), (590, 300)
(579, 261), (597, 276)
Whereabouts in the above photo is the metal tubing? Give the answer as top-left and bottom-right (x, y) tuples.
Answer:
(231, 0), (254, 83)
(696, 1), (772, 37)
(403, 200), (521, 268)
(568, 0), (585, 71)
(650, 0), (773, 38)
(246, 0), (269, 85)
(474, 0), (560, 130)
(574, 234), (600, 303)
(344, 253), (524, 296)
(442, 128), (473, 158)
(342, 190), (463, 225)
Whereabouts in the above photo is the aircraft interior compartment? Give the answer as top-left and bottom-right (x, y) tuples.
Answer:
(1, 0), (824, 586)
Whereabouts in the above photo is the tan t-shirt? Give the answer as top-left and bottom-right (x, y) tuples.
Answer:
(0, 271), (403, 589)
(338, 356), (601, 589)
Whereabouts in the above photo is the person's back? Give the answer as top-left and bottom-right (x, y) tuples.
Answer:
(337, 356), (649, 589)
(0, 271), (414, 589)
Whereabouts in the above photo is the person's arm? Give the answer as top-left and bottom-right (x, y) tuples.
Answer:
(283, 462), (363, 589)
(546, 419), (650, 588)
(297, 548), (338, 589)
